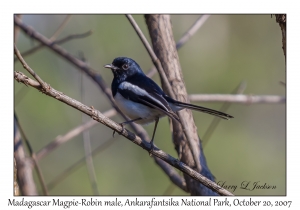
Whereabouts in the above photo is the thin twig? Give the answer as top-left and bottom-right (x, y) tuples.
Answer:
(14, 70), (233, 196)
(176, 15), (210, 49)
(50, 15), (72, 41)
(53, 30), (93, 45)
(189, 94), (285, 104)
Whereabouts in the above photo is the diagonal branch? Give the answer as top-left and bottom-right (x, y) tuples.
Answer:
(14, 69), (233, 196)
(176, 15), (210, 49)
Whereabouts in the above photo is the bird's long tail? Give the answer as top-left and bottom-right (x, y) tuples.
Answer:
(165, 95), (234, 120)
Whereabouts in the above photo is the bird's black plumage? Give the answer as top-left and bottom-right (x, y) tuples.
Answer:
(104, 57), (233, 149)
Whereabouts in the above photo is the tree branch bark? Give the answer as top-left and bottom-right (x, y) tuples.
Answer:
(145, 14), (217, 195)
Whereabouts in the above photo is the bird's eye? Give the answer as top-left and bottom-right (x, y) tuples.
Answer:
(122, 64), (129, 70)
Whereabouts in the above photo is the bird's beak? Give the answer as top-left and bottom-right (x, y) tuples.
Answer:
(104, 64), (118, 70)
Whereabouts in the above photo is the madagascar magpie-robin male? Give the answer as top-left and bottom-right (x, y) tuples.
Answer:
(105, 57), (233, 149)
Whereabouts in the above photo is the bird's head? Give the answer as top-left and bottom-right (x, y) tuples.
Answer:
(104, 57), (143, 79)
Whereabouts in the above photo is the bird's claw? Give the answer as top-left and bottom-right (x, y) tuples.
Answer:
(112, 122), (125, 137)
(148, 142), (154, 156)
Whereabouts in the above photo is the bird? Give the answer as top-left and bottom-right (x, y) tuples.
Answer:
(104, 57), (233, 150)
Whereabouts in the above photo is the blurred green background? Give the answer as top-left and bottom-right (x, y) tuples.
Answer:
(14, 15), (285, 195)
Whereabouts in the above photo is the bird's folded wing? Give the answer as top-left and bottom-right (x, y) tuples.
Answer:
(118, 81), (179, 122)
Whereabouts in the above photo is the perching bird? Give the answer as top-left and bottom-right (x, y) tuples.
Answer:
(105, 57), (233, 150)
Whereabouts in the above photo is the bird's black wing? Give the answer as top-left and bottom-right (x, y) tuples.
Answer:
(118, 75), (179, 122)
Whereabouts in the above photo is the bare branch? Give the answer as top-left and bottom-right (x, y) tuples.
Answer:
(14, 70), (233, 196)
(189, 94), (285, 104)
(176, 15), (210, 49)
(50, 15), (72, 41)
(53, 30), (93, 45)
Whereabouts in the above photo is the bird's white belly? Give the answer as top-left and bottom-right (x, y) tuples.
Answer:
(114, 92), (165, 124)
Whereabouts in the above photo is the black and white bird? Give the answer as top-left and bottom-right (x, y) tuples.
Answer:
(105, 57), (233, 149)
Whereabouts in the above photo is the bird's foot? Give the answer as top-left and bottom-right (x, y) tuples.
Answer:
(149, 142), (154, 156)
(113, 122), (125, 137)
